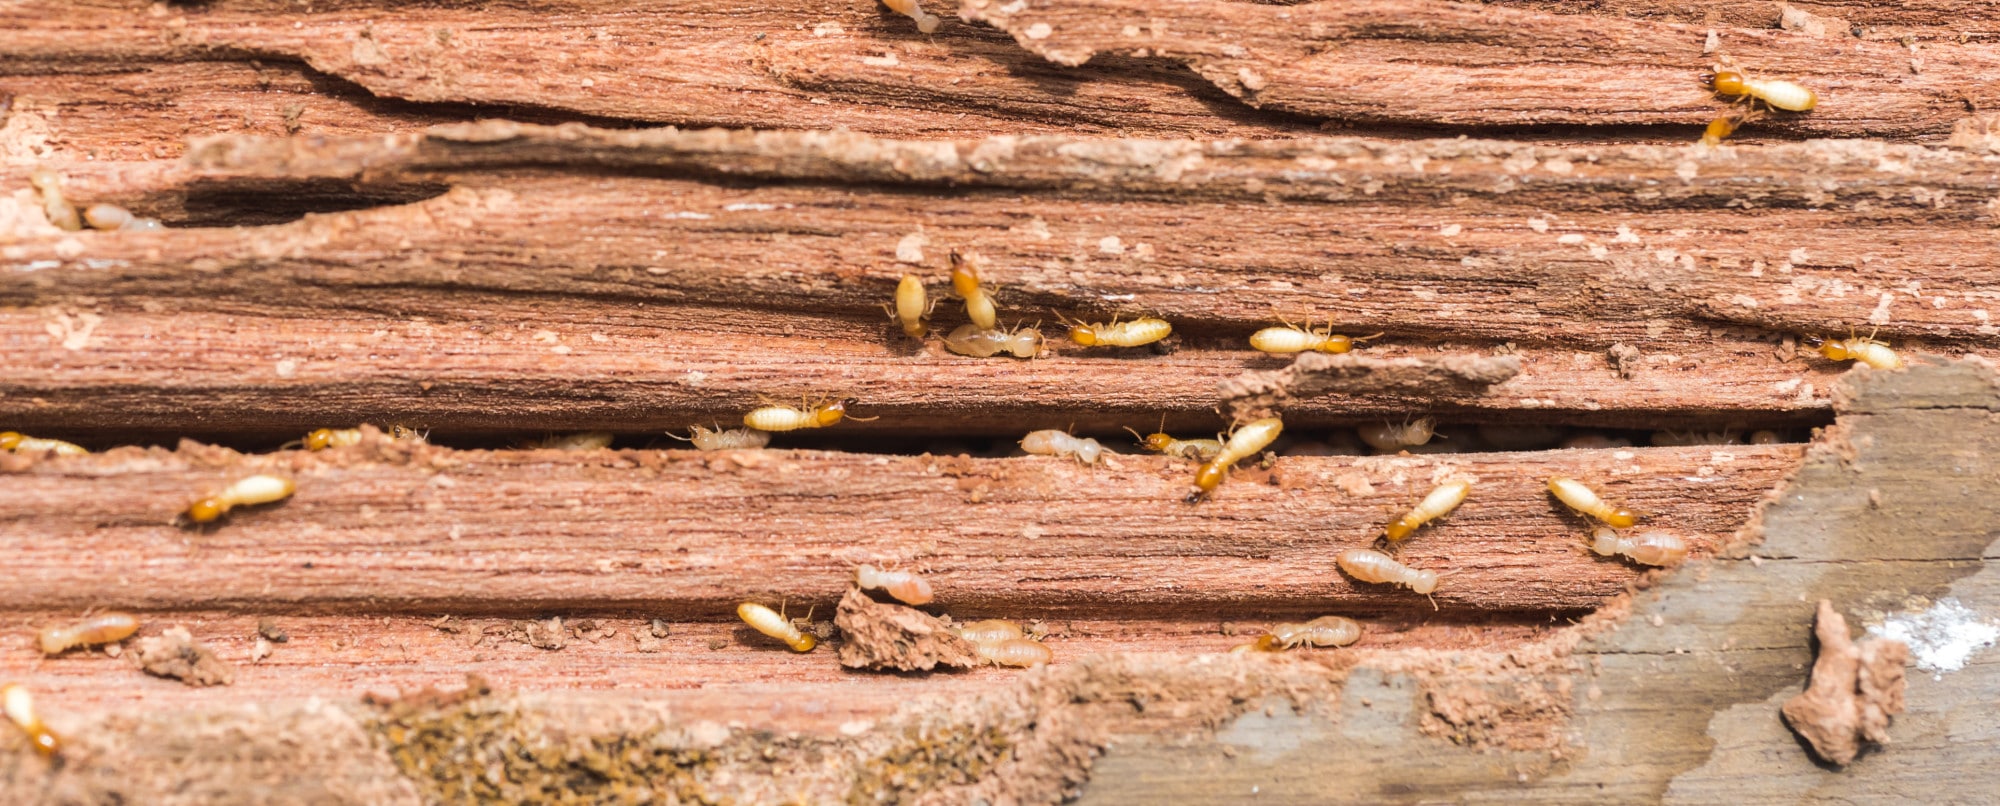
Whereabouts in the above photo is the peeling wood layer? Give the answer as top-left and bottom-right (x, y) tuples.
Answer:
(961, 0), (2000, 139)
(0, 439), (1799, 615)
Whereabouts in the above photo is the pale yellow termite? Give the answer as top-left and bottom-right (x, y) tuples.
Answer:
(1258, 615), (1363, 651)
(185, 474), (296, 524)
(27, 167), (80, 232)
(2, 683), (58, 758)
(976, 637), (1053, 668)
(0, 432), (87, 456)
(1711, 67), (1817, 112)
(880, 0), (942, 33)
(1358, 418), (1436, 452)
(1123, 420), (1223, 462)
(949, 251), (999, 331)
(743, 398), (877, 432)
(1062, 313), (1172, 348)
(855, 564), (934, 606)
(1383, 479), (1472, 543)
(525, 431), (615, 450)
(1336, 548), (1439, 595)
(303, 428), (365, 450)
(1191, 417), (1284, 498)
(296, 425), (424, 451)
(1590, 527), (1690, 567)
(1804, 331), (1902, 370)
(1547, 477), (1637, 528)
(1020, 429), (1104, 465)
(737, 602), (817, 652)
(1249, 314), (1382, 355)
(667, 424), (772, 450)
(952, 619), (1025, 644)
(886, 275), (933, 339)
(942, 323), (1043, 359)
(82, 203), (164, 232)
(38, 612), (140, 656)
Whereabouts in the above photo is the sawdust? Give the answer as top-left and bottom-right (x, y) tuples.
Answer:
(1781, 599), (1909, 766)
(835, 587), (980, 672)
(131, 626), (235, 687)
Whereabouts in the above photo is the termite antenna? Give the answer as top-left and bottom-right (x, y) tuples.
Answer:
(1122, 426), (1147, 445)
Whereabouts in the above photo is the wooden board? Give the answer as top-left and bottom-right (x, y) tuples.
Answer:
(5, 0), (2000, 803)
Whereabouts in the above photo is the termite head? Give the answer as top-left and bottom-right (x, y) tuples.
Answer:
(814, 400), (850, 427)
(1408, 569), (1440, 595)
(1384, 518), (1417, 543)
(186, 497), (226, 524)
(1602, 508), (1638, 529)
(1701, 116), (1738, 145)
(0, 432), (21, 450)
(303, 428), (340, 450)
(1193, 461), (1227, 494)
(819, 399), (879, 425)
(948, 251), (982, 297)
(1802, 334), (1854, 361)
(1058, 313), (1101, 346)
(1123, 426), (1175, 452)
(1710, 69), (1747, 96)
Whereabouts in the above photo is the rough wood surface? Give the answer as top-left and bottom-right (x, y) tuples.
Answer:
(0, 438), (1795, 616)
(7, 0), (2000, 802)
(7, 124), (2000, 436)
(2, 361), (1992, 804)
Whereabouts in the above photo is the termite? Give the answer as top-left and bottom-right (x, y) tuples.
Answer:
(667, 424), (772, 450)
(855, 564), (934, 606)
(1804, 330), (1902, 370)
(1190, 416), (1284, 499)
(1336, 548), (1439, 595)
(880, 0), (942, 33)
(886, 274), (933, 339)
(1259, 615), (1363, 651)
(525, 431), (615, 450)
(2, 683), (57, 758)
(1061, 313), (1173, 349)
(1020, 429), (1104, 465)
(1123, 418), (1223, 462)
(1590, 526), (1690, 567)
(38, 612), (140, 656)
(1383, 479), (1472, 543)
(949, 250), (999, 331)
(976, 637), (1053, 668)
(952, 619), (1025, 644)
(1547, 476), (1637, 528)
(303, 428), (365, 450)
(942, 323), (1043, 359)
(81, 203), (164, 232)
(1358, 418), (1437, 452)
(27, 167), (80, 232)
(185, 474), (296, 524)
(737, 602), (818, 652)
(0, 432), (87, 456)
(1249, 314), (1382, 355)
(296, 425), (423, 451)
(1710, 67), (1817, 112)
(743, 398), (877, 432)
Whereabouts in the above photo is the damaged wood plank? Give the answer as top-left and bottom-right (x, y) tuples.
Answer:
(961, 0), (2000, 140)
(0, 0), (1316, 142)
(7, 360), (1991, 805)
(0, 439), (1800, 616)
(7, 128), (1999, 433)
